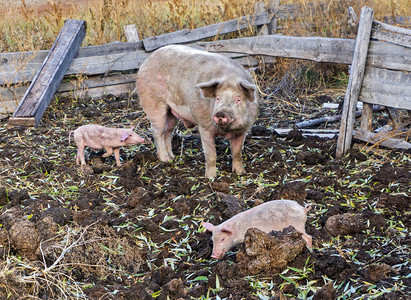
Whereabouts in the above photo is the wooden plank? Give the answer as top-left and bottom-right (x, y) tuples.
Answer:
(373, 19), (411, 37)
(267, 0), (280, 35)
(336, 6), (374, 158)
(274, 128), (339, 138)
(7, 117), (36, 127)
(323, 102), (363, 109)
(9, 19), (86, 126)
(0, 99), (19, 114)
(0, 42), (144, 85)
(359, 67), (411, 110)
(199, 35), (355, 64)
(255, 2), (269, 36)
(197, 35), (411, 72)
(360, 103), (373, 131)
(142, 11), (272, 52)
(1, 74), (137, 106)
(354, 128), (411, 149)
(372, 28), (411, 48)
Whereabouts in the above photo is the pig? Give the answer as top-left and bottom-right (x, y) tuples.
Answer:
(69, 124), (145, 167)
(202, 200), (312, 259)
(135, 44), (259, 179)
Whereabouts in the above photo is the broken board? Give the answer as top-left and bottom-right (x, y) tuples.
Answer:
(8, 19), (86, 127)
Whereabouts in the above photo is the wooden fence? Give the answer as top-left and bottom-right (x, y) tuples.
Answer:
(0, 3), (410, 153)
(0, 1), (293, 116)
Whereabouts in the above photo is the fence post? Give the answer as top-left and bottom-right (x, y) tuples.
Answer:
(336, 6), (374, 158)
(124, 24), (140, 42)
(254, 2), (268, 36)
(267, 0), (280, 35)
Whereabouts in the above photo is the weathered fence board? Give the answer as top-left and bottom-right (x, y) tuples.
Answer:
(360, 67), (411, 110)
(9, 19), (86, 127)
(336, 7), (374, 158)
(354, 128), (411, 149)
(197, 35), (411, 71)
(124, 25), (140, 42)
(142, 12), (272, 52)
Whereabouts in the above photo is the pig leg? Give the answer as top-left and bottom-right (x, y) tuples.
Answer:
(113, 148), (122, 166)
(148, 106), (174, 162)
(76, 140), (87, 166)
(230, 134), (246, 175)
(302, 233), (313, 249)
(102, 146), (113, 158)
(164, 111), (178, 160)
(199, 127), (217, 179)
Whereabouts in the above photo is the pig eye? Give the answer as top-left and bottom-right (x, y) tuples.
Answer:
(235, 97), (242, 104)
(216, 96), (221, 101)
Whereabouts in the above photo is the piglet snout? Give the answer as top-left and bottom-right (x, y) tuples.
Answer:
(213, 111), (233, 126)
(211, 252), (223, 259)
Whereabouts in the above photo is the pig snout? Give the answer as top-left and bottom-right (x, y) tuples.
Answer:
(213, 111), (234, 126)
(211, 253), (223, 259)
(134, 135), (145, 144)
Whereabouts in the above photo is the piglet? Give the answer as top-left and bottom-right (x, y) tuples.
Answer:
(203, 200), (312, 259)
(69, 124), (145, 167)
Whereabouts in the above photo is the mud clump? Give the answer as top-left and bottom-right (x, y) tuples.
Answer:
(313, 282), (335, 300)
(9, 220), (39, 260)
(365, 263), (396, 282)
(236, 226), (306, 275)
(274, 180), (307, 200)
(325, 213), (363, 236)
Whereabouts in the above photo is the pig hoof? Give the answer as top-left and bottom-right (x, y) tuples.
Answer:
(234, 168), (246, 175)
(158, 153), (173, 162)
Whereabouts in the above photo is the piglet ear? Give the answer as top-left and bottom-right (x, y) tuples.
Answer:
(221, 227), (233, 235)
(202, 222), (215, 232)
(120, 131), (129, 142)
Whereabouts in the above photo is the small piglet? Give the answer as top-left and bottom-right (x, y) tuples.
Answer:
(69, 124), (145, 167)
(203, 200), (312, 259)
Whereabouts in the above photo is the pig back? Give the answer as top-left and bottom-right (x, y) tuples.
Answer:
(137, 45), (257, 113)
(225, 200), (308, 243)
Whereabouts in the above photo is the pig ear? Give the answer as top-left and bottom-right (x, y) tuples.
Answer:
(221, 227), (233, 235)
(202, 222), (216, 232)
(239, 80), (257, 102)
(120, 131), (129, 142)
(130, 126), (135, 131)
(197, 79), (222, 98)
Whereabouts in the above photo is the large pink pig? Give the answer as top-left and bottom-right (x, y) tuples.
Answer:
(203, 200), (312, 259)
(135, 45), (259, 178)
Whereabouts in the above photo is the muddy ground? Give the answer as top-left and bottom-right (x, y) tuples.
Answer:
(0, 85), (410, 299)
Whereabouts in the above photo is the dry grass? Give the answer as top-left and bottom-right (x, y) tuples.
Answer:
(1, 0), (410, 53)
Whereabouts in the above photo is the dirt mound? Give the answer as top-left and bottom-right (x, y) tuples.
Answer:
(237, 226), (306, 275)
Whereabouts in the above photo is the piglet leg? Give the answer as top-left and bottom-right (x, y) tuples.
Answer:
(113, 148), (122, 166)
(76, 141), (86, 166)
(102, 146), (113, 158)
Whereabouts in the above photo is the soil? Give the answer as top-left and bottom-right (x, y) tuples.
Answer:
(0, 89), (410, 299)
